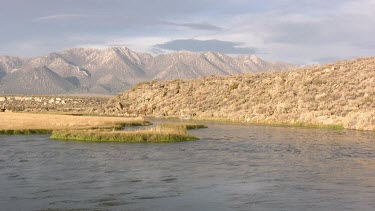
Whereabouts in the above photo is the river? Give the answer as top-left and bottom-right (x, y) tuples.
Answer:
(1, 121), (374, 210)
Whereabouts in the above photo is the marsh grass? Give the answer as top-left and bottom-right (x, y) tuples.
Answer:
(192, 117), (344, 130)
(158, 123), (208, 130)
(50, 130), (198, 143)
(119, 121), (153, 127)
(248, 121), (344, 130)
(288, 122), (344, 130)
(50, 123), (204, 143)
(0, 129), (53, 135)
(87, 121), (153, 130)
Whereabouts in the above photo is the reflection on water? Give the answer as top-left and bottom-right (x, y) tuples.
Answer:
(0, 121), (374, 211)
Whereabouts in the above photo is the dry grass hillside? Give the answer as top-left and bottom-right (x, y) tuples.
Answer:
(105, 57), (375, 131)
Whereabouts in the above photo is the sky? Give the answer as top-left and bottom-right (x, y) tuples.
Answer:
(1, 0), (375, 64)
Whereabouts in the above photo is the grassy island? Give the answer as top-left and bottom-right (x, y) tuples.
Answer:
(50, 124), (200, 143)
(0, 113), (206, 142)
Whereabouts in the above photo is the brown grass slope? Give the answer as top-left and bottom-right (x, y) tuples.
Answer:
(105, 57), (375, 131)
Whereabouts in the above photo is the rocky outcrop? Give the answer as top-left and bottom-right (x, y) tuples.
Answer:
(0, 95), (108, 114)
(104, 57), (375, 131)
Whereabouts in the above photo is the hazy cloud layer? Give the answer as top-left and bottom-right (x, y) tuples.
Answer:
(33, 14), (222, 31)
(163, 22), (222, 31)
(33, 14), (95, 22)
(154, 39), (256, 54)
(1, 0), (374, 64)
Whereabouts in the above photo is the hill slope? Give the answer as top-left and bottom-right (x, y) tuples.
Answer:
(0, 66), (77, 95)
(0, 47), (296, 95)
(104, 57), (375, 131)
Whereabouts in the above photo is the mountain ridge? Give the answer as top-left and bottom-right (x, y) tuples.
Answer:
(0, 47), (297, 95)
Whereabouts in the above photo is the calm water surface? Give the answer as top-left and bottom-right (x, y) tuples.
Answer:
(0, 121), (374, 211)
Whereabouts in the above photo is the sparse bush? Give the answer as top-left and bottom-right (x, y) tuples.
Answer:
(229, 83), (239, 90)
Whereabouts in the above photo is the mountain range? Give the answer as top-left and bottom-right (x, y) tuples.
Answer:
(0, 47), (297, 95)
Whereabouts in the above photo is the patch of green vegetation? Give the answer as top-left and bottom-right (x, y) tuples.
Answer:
(289, 122), (344, 130)
(50, 130), (198, 143)
(114, 121), (153, 130)
(119, 121), (153, 127)
(87, 121), (152, 130)
(159, 123), (208, 130)
(192, 117), (344, 130)
(0, 129), (53, 135)
(193, 117), (235, 123)
(185, 124), (208, 130)
(243, 120), (344, 130)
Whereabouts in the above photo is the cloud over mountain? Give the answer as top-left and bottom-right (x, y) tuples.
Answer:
(154, 39), (257, 54)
